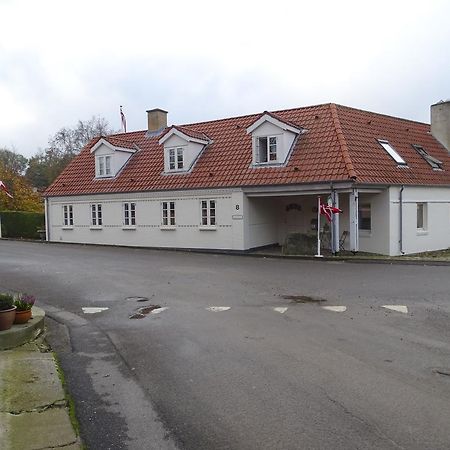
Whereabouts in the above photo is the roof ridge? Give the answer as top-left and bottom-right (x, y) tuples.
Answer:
(329, 103), (357, 180)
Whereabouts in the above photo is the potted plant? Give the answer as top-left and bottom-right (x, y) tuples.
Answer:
(0, 293), (17, 331)
(13, 294), (35, 324)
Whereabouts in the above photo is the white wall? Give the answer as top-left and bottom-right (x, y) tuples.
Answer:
(48, 189), (245, 251)
(389, 186), (450, 255)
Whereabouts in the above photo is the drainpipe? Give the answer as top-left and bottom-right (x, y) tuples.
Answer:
(44, 197), (50, 242)
(399, 186), (404, 254)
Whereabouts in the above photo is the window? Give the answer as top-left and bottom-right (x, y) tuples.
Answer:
(358, 204), (371, 231)
(256, 136), (278, 163)
(161, 201), (176, 226)
(123, 202), (136, 226)
(91, 204), (102, 227)
(377, 140), (407, 165)
(417, 203), (427, 231)
(63, 205), (73, 227)
(412, 145), (443, 170)
(168, 147), (184, 171)
(97, 155), (112, 177)
(200, 200), (216, 227)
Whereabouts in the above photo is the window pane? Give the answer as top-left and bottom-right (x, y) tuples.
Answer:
(105, 156), (111, 175)
(99, 157), (104, 175)
(257, 137), (268, 163)
(169, 149), (175, 170)
(417, 204), (424, 229)
(177, 148), (184, 169)
(269, 137), (277, 161)
(358, 204), (371, 230)
(378, 140), (406, 165)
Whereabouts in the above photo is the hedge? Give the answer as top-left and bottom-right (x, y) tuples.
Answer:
(0, 211), (45, 239)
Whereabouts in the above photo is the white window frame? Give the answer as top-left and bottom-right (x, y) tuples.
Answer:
(377, 140), (407, 166)
(199, 199), (217, 229)
(62, 205), (73, 228)
(90, 203), (103, 228)
(97, 155), (112, 177)
(168, 147), (184, 171)
(416, 203), (427, 233)
(161, 201), (176, 228)
(123, 202), (136, 228)
(255, 136), (278, 164)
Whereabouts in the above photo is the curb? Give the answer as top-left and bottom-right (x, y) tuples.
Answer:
(0, 306), (45, 350)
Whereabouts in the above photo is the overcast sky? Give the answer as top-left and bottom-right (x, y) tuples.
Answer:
(1, 0), (449, 157)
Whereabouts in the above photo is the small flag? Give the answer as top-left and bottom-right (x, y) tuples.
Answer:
(319, 198), (342, 222)
(0, 180), (13, 198)
(120, 105), (127, 133)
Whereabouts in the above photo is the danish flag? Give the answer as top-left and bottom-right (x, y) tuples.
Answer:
(319, 199), (342, 222)
(0, 180), (13, 198)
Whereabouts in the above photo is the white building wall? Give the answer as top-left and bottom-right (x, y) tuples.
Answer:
(389, 186), (450, 255)
(48, 189), (245, 251)
(357, 190), (391, 255)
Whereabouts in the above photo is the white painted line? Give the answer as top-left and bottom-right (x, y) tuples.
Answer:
(322, 306), (347, 313)
(273, 307), (288, 314)
(82, 307), (109, 314)
(151, 307), (169, 315)
(206, 306), (231, 312)
(382, 305), (408, 314)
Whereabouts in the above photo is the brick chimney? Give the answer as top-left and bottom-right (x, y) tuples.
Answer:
(146, 108), (168, 136)
(431, 100), (450, 151)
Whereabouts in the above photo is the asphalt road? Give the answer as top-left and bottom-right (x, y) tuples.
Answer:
(1, 240), (450, 450)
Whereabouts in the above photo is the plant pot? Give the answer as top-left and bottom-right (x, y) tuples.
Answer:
(0, 306), (17, 331)
(14, 309), (32, 324)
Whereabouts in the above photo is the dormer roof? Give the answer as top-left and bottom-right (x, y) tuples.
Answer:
(159, 125), (212, 146)
(90, 136), (139, 154)
(246, 110), (304, 135)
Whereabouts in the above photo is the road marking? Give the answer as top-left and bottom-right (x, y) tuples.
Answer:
(82, 307), (109, 314)
(322, 306), (347, 313)
(382, 305), (408, 314)
(206, 306), (231, 312)
(151, 307), (169, 315)
(273, 307), (288, 314)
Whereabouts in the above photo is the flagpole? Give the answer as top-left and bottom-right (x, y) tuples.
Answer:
(315, 196), (323, 258)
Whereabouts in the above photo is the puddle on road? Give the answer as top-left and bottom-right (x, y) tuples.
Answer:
(126, 296), (149, 303)
(280, 294), (327, 304)
(129, 305), (162, 319)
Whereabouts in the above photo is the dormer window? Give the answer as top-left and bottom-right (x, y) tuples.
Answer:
(246, 111), (303, 167)
(256, 136), (278, 163)
(169, 147), (184, 171)
(97, 155), (112, 177)
(91, 137), (138, 179)
(159, 126), (211, 174)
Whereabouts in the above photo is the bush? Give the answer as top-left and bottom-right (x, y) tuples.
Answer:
(0, 211), (45, 239)
(0, 293), (15, 311)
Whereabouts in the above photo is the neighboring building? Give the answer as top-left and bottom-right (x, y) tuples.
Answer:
(44, 102), (450, 256)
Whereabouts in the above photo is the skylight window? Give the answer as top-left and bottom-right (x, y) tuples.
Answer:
(377, 140), (407, 165)
(412, 144), (443, 170)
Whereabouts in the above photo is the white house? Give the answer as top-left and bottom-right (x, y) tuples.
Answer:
(44, 102), (450, 256)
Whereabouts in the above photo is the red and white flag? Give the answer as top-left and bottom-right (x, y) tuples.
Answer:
(0, 180), (13, 198)
(319, 198), (342, 222)
(120, 106), (127, 133)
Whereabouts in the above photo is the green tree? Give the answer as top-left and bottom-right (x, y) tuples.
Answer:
(25, 116), (114, 190)
(0, 148), (28, 175)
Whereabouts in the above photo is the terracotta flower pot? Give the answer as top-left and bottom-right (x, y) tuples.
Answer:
(14, 309), (32, 324)
(0, 306), (17, 331)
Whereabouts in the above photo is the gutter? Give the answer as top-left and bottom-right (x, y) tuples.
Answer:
(399, 185), (404, 254)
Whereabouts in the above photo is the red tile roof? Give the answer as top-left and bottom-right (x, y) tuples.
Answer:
(45, 103), (450, 197)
